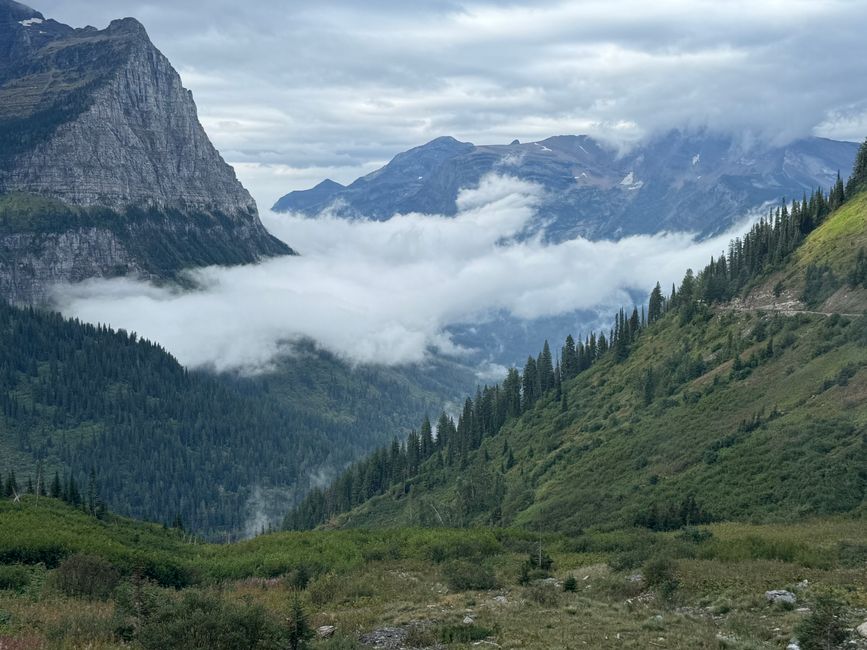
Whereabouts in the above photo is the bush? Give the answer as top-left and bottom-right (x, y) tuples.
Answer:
(676, 527), (714, 544)
(442, 560), (498, 591)
(53, 554), (120, 600)
(795, 595), (847, 650)
(525, 583), (560, 606)
(439, 624), (494, 643)
(563, 575), (578, 592)
(137, 590), (283, 650)
(286, 564), (311, 590)
(0, 564), (31, 591)
(643, 556), (679, 601)
(307, 572), (339, 606)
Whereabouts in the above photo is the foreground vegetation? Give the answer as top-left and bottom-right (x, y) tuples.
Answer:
(1, 498), (866, 648)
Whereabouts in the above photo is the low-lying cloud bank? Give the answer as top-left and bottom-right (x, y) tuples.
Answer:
(53, 175), (752, 372)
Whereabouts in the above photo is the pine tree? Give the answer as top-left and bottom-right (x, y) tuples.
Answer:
(50, 471), (62, 499)
(846, 137), (867, 197)
(286, 591), (312, 650)
(419, 415), (434, 459)
(522, 356), (538, 409)
(87, 468), (98, 515)
(4, 470), (17, 497)
(538, 341), (555, 393)
(562, 335), (577, 379)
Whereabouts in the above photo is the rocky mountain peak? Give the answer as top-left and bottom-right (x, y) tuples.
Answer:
(0, 3), (293, 304)
(0, 0), (41, 21)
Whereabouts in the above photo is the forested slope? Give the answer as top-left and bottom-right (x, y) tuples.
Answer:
(0, 304), (471, 538)
(287, 143), (867, 533)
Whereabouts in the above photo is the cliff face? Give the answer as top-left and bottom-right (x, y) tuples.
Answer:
(0, 1), (292, 304)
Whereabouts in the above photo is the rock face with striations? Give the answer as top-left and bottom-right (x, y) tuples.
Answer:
(0, 0), (293, 304)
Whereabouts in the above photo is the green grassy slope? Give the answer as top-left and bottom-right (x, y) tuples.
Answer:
(320, 193), (867, 533)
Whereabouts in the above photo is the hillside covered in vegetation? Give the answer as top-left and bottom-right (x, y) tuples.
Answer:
(0, 302), (472, 538)
(287, 145), (867, 534)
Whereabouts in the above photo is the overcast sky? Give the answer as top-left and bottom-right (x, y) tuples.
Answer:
(36, 0), (867, 208)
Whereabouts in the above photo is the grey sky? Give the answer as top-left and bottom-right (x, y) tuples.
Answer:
(37, 0), (867, 208)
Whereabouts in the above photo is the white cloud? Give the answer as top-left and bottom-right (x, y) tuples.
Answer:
(34, 0), (867, 208)
(52, 175), (750, 372)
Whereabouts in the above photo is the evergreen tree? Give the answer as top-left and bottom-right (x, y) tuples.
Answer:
(522, 356), (538, 409)
(286, 592), (312, 650)
(537, 341), (555, 393)
(419, 415), (434, 459)
(561, 335), (577, 379)
(50, 471), (62, 499)
(647, 282), (664, 323)
(4, 470), (17, 497)
(846, 137), (867, 197)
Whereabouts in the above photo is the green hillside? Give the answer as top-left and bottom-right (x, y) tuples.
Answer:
(0, 302), (473, 538)
(288, 168), (867, 535)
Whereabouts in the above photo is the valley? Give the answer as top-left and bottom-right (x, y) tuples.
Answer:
(1, 0), (867, 648)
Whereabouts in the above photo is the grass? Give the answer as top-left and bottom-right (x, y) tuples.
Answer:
(796, 192), (867, 275)
(1, 499), (865, 648)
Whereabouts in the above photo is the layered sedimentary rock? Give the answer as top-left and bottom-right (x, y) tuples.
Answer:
(0, 0), (292, 303)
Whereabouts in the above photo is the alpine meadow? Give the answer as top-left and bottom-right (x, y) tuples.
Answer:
(1, 1), (867, 649)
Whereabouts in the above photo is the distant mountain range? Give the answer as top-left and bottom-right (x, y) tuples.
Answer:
(274, 131), (859, 240)
(0, 0), (291, 304)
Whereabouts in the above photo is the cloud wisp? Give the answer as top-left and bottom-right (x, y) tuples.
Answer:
(53, 175), (752, 373)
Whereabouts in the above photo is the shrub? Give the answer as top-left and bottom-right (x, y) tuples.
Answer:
(442, 560), (498, 591)
(795, 595), (847, 650)
(53, 554), (120, 600)
(405, 626), (439, 647)
(307, 572), (339, 606)
(643, 556), (679, 601)
(287, 564), (311, 590)
(563, 575), (578, 592)
(525, 584), (560, 606)
(0, 565), (30, 591)
(439, 624), (494, 643)
(137, 590), (283, 650)
(676, 527), (714, 544)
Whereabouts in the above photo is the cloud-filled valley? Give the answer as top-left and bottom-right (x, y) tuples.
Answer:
(53, 175), (755, 373)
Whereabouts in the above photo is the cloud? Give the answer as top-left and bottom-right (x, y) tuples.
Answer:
(52, 175), (753, 372)
(36, 0), (867, 208)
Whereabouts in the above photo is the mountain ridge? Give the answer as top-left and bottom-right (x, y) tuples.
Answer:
(274, 131), (858, 241)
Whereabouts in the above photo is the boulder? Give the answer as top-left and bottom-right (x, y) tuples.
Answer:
(316, 625), (336, 639)
(856, 621), (867, 638)
(765, 590), (796, 605)
(462, 615), (474, 625)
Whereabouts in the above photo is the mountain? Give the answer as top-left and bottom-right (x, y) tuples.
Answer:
(287, 166), (867, 533)
(274, 131), (859, 241)
(0, 0), (292, 304)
